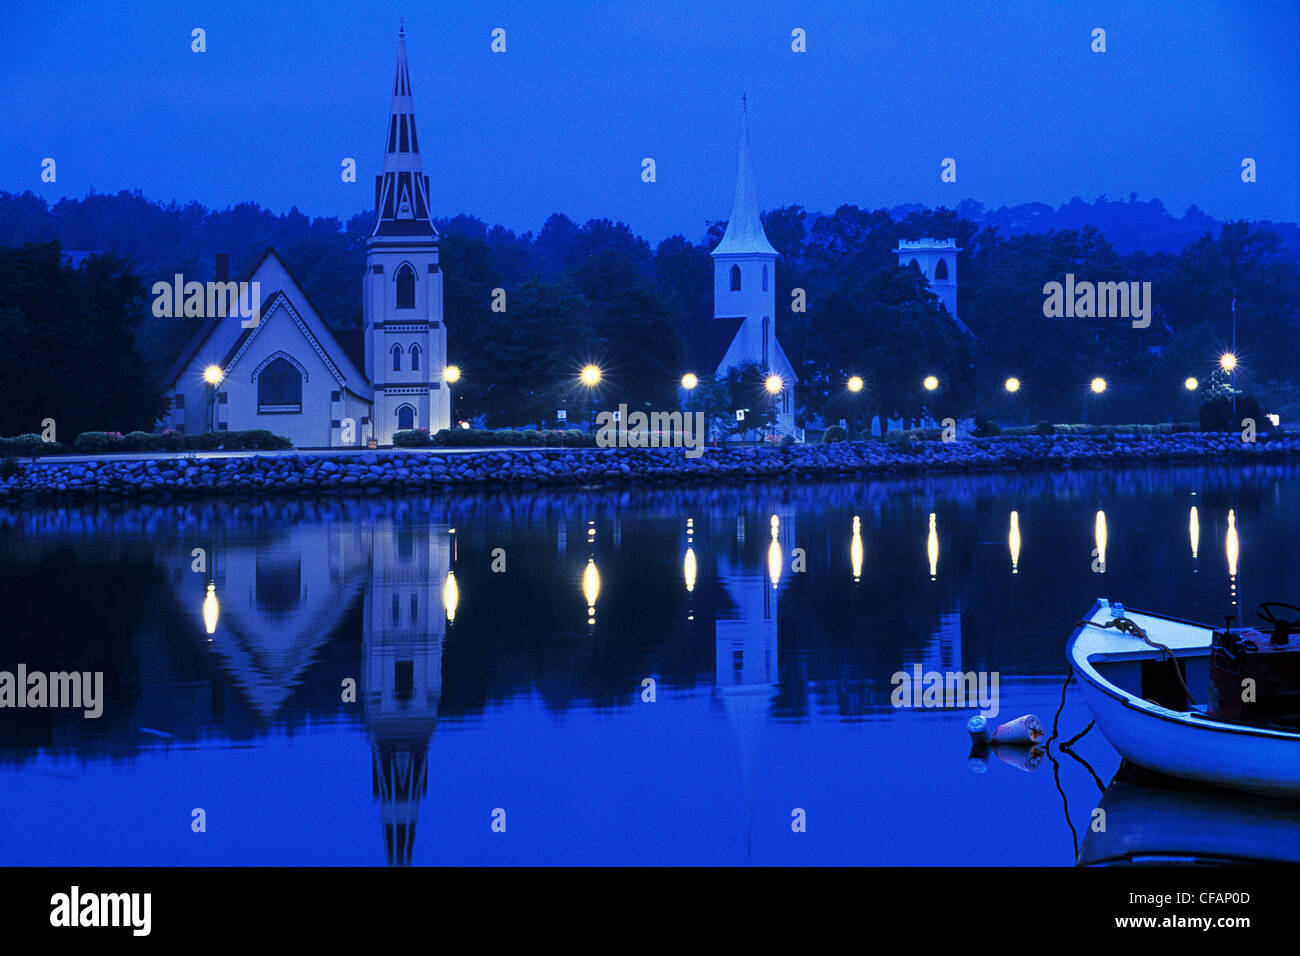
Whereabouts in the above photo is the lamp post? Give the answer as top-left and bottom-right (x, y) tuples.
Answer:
(681, 373), (698, 413)
(443, 365), (461, 430)
(1219, 353), (1237, 418)
(203, 365), (223, 432)
(764, 374), (783, 443)
(580, 364), (602, 430)
(1085, 376), (1106, 424)
(847, 375), (863, 440)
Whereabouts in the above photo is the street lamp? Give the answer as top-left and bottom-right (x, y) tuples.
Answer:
(443, 365), (461, 384)
(580, 364), (602, 429)
(764, 374), (783, 443)
(923, 375), (939, 392)
(203, 365), (223, 432)
(1090, 377), (1107, 394)
(1219, 352), (1239, 417)
(847, 376), (863, 439)
(682, 372), (697, 412)
(1004, 377), (1020, 393)
(1184, 377), (1198, 391)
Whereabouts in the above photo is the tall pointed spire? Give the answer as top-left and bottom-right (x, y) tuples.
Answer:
(372, 27), (438, 238)
(712, 97), (778, 257)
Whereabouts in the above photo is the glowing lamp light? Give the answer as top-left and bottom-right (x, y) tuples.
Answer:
(580, 364), (602, 387)
(1184, 377), (1199, 391)
(203, 365), (223, 385)
(681, 373), (698, 391)
(1219, 353), (1237, 372)
(850, 515), (863, 582)
(847, 376), (864, 393)
(583, 558), (601, 623)
(202, 583), (219, 635)
(443, 365), (461, 384)
(765, 374), (783, 395)
(1004, 377), (1020, 393)
(1090, 377), (1107, 394)
(1226, 509), (1239, 579)
(923, 376), (939, 392)
(443, 570), (459, 623)
(927, 513), (939, 580)
(1095, 510), (1108, 572)
(1009, 511), (1021, 574)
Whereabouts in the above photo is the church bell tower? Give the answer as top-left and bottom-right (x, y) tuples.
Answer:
(364, 27), (450, 444)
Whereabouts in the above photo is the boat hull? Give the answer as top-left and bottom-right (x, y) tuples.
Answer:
(1069, 601), (1300, 799)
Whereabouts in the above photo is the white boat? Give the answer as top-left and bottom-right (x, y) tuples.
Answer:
(1068, 599), (1300, 799)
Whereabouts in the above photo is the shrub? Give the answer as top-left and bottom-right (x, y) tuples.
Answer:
(973, 419), (1001, 438)
(823, 425), (847, 443)
(119, 430), (156, 451)
(0, 434), (64, 456)
(157, 429), (185, 451)
(780, 434), (796, 447)
(393, 428), (434, 447)
(1034, 420), (1056, 436)
(1200, 395), (1266, 433)
(74, 431), (119, 453)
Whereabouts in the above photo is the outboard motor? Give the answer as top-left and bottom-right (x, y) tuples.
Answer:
(1209, 603), (1300, 727)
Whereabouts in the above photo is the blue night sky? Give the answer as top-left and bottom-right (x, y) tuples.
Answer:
(2, 0), (1296, 242)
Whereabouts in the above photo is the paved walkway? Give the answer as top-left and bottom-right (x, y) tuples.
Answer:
(23, 446), (628, 466)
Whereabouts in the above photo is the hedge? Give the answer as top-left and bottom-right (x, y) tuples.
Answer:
(393, 427), (598, 448)
(71, 429), (291, 453)
(0, 434), (67, 456)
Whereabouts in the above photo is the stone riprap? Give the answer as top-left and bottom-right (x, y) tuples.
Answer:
(2, 433), (1297, 500)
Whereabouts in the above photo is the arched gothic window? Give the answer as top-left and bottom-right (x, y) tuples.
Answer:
(257, 357), (302, 413)
(730, 264), (741, 291)
(391, 343), (403, 371)
(410, 344), (421, 371)
(396, 404), (416, 430)
(934, 258), (949, 281)
(396, 263), (416, 309)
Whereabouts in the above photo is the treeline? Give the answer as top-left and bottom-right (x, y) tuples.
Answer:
(0, 190), (1298, 435)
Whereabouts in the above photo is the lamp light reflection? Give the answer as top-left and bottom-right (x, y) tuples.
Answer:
(1009, 511), (1021, 574)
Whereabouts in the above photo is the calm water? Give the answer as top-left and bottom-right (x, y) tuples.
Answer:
(1, 464), (1297, 866)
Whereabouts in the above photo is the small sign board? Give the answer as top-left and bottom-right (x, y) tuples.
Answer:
(556, 409), (566, 421)
(736, 409), (746, 421)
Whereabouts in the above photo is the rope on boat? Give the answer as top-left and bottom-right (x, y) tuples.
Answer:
(1077, 617), (1198, 706)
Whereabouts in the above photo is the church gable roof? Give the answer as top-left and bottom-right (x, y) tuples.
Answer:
(711, 102), (778, 258)
(163, 247), (369, 392)
(222, 290), (368, 396)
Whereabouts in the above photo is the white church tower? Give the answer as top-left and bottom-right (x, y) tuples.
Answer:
(711, 99), (797, 436)
(893, 238), (970, 334)
(364, 27), (450, 444)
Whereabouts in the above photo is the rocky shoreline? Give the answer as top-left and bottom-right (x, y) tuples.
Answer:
(2, 432), (1297, 501)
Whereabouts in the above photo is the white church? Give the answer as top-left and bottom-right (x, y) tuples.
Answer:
(161, 28), (450, 447)
(698, 103), (800, 438)
(698, 106), (966, 439)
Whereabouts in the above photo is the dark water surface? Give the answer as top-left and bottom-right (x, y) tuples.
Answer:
(1, 464), (1296, 866)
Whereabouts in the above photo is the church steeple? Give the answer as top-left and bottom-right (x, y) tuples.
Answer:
(712, 97), (778, 257)
(373, 27), (438, 237)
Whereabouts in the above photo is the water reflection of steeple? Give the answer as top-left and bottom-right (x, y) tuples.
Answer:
(714, 507), (791, 860)
(364, 520), (450, 866)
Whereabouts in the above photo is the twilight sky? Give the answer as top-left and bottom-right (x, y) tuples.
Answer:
(2, 0), (1296, 243)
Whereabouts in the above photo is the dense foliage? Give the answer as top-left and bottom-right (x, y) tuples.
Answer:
(1, 190), (1297, 435)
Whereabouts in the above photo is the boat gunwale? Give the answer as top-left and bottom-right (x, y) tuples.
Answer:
(1067, 599), (1300, 743)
